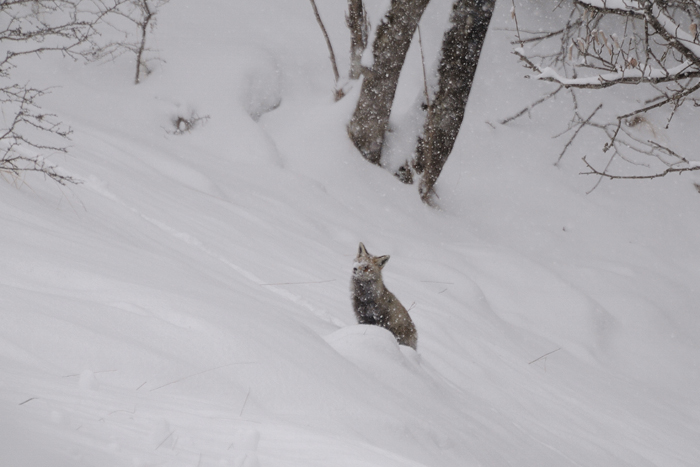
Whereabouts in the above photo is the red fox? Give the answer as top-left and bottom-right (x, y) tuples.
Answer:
(350, 243), (418, 350)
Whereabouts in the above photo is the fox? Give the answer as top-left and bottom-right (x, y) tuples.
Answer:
(350, 242), (418, 350)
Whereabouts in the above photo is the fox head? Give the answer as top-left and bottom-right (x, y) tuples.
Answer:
(353, 242), (390, 281)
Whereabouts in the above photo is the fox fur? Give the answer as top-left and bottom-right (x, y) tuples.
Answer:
(350, 242), (417, 350)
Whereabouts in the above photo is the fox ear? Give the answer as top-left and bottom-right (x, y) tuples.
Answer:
(358, 242), (368, 257)
(377, 255), (390, 269)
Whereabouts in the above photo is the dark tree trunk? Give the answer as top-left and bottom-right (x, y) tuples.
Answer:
(415, 0), (495, 203)
(347, 0), (431, 165)
(346, 0), (369, 81)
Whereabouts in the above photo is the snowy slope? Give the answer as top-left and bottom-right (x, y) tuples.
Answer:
(2, 0), (699, 466)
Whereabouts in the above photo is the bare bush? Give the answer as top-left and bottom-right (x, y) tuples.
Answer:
(0, 84), (78, 185)
(0, 1), (117, 72)
(169, 112), (210, 135)
(87, 0), (170, 84)
(509, 0), (700, 182)
(0, 0), (127, 185)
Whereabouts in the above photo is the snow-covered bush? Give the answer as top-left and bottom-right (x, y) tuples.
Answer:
(86, 0), (171, 84)
(510, 0), (700, 181)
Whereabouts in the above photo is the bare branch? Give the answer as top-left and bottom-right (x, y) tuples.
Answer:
(581, 155), (700, 179)
(555, 103), (602, 164)
(85, 1), (171, 84)
(310, 0), (341, 98)
(416, 25), (430, 108)
(134, 0), (153, 84)
(499, 85), (563, 124)
(529, 347), (561, 365)
(0, 84), (78, 185)
(517, 48), (700, 89)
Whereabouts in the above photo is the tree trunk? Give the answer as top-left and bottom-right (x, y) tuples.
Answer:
(415, 0), (495, 203)
(346, 0), (369, 81)
(347, 0), (431, 165)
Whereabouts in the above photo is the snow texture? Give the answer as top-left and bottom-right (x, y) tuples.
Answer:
(1, 1), (699, 466)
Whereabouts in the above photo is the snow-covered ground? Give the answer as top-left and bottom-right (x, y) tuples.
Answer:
(2, 1), (699, 466)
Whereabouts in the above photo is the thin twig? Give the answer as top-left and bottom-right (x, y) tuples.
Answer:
(616, 80), (700, 121)
(500, 85), (563, 124)
(155, 431), (175, 450)
(511, 0), (524, 48)
(108, 407), (136, 416)
(239, 387), (251, 417)
(309, 0), (340, 84)
(555, 103), (603, 165)
(417, 25), (430, 107)
(585, 150), (617, 194)
(508, 23), (582, 45)
(528, 347), (561, 364)
(150, 363), (252, 392)
(582, 156), (700, 180)
(134, 1), (153, 84)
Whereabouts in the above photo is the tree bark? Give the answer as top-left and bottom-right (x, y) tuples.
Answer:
(415, 0), (495, 203)
(346, 0), (369, 81)
(347, 0), (431, 165)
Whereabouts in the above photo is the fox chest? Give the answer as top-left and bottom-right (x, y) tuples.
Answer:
(351, 281), (394, 325)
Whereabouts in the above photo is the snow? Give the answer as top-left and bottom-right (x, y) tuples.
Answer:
(534, 61), (697, 87)
(2, 1), (700, 466)
(576, 0), (641, 11)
